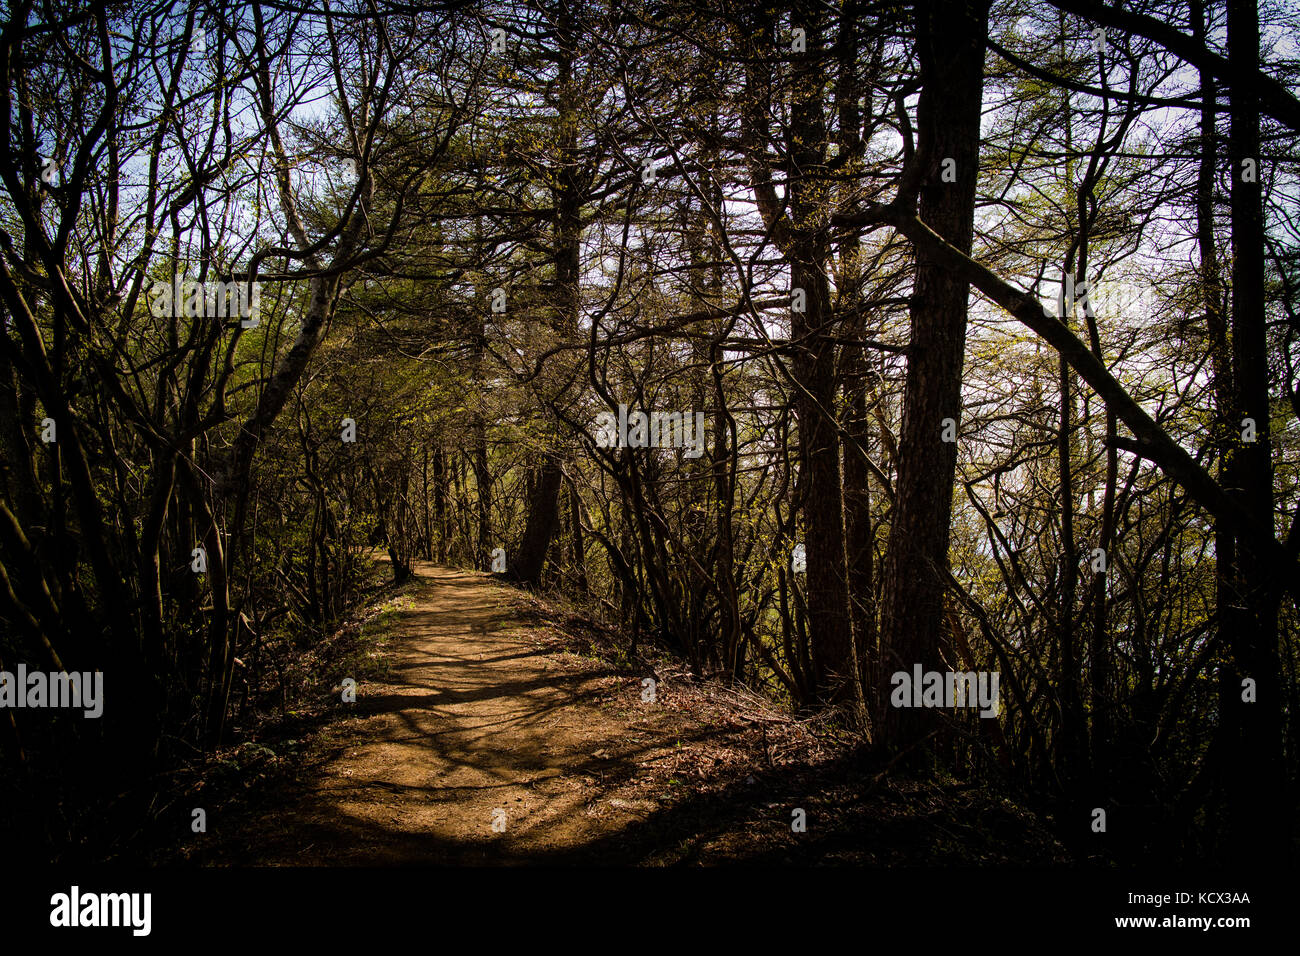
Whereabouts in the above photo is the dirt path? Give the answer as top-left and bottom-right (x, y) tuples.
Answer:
(193, 562), (1068, 867)
(215, 562), (706, 864)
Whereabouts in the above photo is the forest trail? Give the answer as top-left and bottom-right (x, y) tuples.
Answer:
(198, 562), (1063, 867)
(213, 562), (700, 864)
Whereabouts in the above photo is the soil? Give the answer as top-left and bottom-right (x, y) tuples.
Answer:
(189, 562), (1068, 866)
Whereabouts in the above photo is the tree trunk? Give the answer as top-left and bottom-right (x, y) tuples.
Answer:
(509, 457), (563, 586)
(568, 475), (587, 593)
(876, 0), (988, 760)
(788, 4), (855, 706)
(432, 444), (448, 563)
(508, 8), (582, 587)
(1222, 0), (1285, 865)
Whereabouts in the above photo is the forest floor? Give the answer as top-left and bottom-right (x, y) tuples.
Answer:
(175, 561), (1068, 865)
